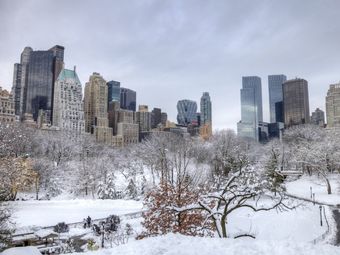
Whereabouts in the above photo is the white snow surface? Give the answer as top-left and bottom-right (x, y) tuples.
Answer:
(286, 175), (340, 205)
(9, 199), (142, 228)
(69, 233), (340, 255)
(1, 246), (41, 255)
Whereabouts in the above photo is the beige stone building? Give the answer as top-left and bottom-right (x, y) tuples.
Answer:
(52, 68), (85, 134)
(84, 72), (113, 144)
(326, 83), (340, 128)
(0, 87), (15, 123)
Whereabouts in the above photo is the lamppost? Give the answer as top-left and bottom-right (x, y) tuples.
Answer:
(101, 222), (105, 248)
(310, 187), (313, 199)
(319, 205), (323, 226)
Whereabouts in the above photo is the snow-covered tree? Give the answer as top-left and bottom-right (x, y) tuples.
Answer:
(97, 173), (116, 199)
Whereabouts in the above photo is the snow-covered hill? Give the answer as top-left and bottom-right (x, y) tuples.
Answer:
(70, 233), (340, 255)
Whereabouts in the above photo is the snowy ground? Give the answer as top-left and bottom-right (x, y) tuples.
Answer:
(286, 175), (340, 205)
(228, 199), (329, 242)
(9, 198), (330, 242)
(67, 233), (340, 255)
(9, 199), (143, 228)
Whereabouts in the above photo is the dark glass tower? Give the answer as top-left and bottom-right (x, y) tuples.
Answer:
(120, 87), (136, 111)
(107, 80), (121, 104)
(12, 45), (64, 122)
(268, 74), (287, 123)
(151, 107), (162, 128)
(25, 50), (55, 121)
(177, 99), (197, 126)
(283, 78), (310, 127)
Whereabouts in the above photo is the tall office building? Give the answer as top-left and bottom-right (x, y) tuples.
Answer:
(311, 108), (325, 127)
(137, 105), (152, 133)
(161, 112), (168, 126)
(268, 75), (287, 123)
(52, 68), (85, 134)
(326, 83), (340, 128)
(120, 88), (136, 111)
(177, 99), (197, 126)
(12, 45), (65, 122)
(200, 92), (212, 126)
(107, 80), (121, 105)
(283, 78), (310, 127)
(84, 72), (113, 143)
(151, 107), (162, 128)
(237, 76), (263, 141)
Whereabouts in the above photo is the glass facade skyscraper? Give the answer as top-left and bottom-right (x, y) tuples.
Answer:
(12, 45), (65, 122)
(120, 87), (136, 111)
(237, 76), (263, 141)
(177, 99), (197, 126)
(283, 78), (310, 127)
(107, 80), (121, 104)
(268, 74), (287, 123)
(25, 50), (55, 121)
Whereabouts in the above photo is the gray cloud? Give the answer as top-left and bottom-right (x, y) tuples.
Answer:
(1, 0), (340, 130)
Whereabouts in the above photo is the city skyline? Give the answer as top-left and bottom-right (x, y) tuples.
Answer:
(1, 0), (340, 130)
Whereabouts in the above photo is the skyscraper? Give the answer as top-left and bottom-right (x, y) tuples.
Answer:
(107, 80), (121, 106)
(151, 107), (162, 128)
(12, 45), (65, 122)
(237, 76), (263, 141)
(326, 83), (340, 128)
(283, 78), (310, 127)
(120, 88), (136, 111)
(52, 67), (85, 134)
(136, 105), (152, 141)
(200, 92), (212, 126)
(268, 74), (287, 123)
(84, 72), (113, 143)
(311, 108), (325, 127)
(177, 99), (197, 126)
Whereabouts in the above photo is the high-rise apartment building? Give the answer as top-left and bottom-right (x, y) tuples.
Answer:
(0, 87), (15, 123)
(326, 83), (340, 128)
(283, 78), (310, 127)
(200, 92), (212, 125)
(311, 108), (325, 127)
(151, 107), (162, 128)
(177, 99), (198, 126)
(120, 88), (136, 111)
(52, 68), (85, 134)
(84, 72), (113, 143)
(137, 105), (152, 134)
(237, 76), (263, 141)
(161, 112), (168, 126)
(12, 45), (65, 122)
(268, 75), (287, 123)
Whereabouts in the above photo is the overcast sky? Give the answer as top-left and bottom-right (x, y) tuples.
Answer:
(1, 0), (340, 130)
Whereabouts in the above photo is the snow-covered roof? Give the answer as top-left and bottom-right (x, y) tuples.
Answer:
(34, 229), (58, 238)
(1, 246), (41, 255)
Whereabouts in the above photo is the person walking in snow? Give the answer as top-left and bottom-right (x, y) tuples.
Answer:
(87, 216), (92, 228)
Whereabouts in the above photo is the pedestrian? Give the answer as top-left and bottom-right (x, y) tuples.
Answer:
(87, 216), (92, 228)
(83, 218), (87, 229)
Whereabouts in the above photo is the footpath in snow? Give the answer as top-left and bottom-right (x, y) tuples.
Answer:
(286, 175), (340, 205)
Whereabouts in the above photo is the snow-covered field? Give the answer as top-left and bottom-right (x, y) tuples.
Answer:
(9, 199), (143, 228)
(228, 201), (329, 242)
(286, 175), (340, 205)
(9, 198), (330, 243)
(68, 233), (340, 255)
